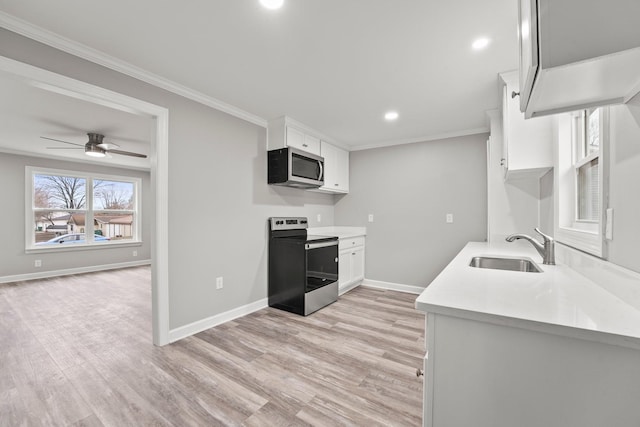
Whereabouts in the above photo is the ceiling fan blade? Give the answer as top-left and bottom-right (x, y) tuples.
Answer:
(46, 147), (83, 150)
(107, 149), (148, 158)
(40, 136), (84, 147)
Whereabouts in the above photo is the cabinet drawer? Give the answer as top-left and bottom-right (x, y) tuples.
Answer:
(339, 236), (365, 250)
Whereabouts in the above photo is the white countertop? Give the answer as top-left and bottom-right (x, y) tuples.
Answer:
(415, 242), (640, 350)
(307, 226), (366, 239)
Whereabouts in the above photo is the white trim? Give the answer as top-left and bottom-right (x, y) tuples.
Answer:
(0, 259), (151, 284)
(339, 280), (362, 296)
(25, 166), (142, 251)
(553, 108), (609, 258)
(0, 11), (267, 128)
(361, 278), (425, 295)
(347, 126), (489, 152)
(0, 56), (171, 347)
(168, 298), (269, 343)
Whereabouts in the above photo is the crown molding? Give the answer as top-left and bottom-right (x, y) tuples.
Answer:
(0, 11), (268, 128)
(347, 126), (490, 151)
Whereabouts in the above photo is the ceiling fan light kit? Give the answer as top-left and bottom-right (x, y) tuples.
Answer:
(84, 144), (106, 157)
(41, 132), (147, 159)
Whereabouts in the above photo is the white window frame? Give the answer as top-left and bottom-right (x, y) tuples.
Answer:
(25, 166), (142, 253)
(554, 108), (609, 257)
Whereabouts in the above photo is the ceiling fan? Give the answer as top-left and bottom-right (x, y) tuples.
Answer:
(41, 132), (147, 158)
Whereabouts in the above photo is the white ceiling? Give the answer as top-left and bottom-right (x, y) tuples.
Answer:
(0, 71), (152, 169)
(0, 0), (519, 150)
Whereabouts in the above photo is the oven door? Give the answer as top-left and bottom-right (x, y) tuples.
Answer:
(305, 240), (338, 292)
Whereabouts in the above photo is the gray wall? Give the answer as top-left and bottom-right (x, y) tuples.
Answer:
(607, 98), (640, 273)
(0, 29), (335, 330)
(0, 152), (151, 276)
(334, 134), (488, 287)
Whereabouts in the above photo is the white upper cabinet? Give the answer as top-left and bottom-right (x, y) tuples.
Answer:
(518, 0), (640, 118)
(501, 71), (553, 180)
(318, 141), (349, 194)
(267, 116), (321, 156)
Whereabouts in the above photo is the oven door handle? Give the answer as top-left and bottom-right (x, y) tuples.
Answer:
(305, 241), (338, 250)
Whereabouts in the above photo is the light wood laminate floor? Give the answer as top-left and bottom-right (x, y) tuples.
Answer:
(0, 266), (425, 426)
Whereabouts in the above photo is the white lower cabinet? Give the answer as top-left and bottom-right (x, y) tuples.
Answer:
(338, 236), (365, 293)
(421, 312), (640, 427)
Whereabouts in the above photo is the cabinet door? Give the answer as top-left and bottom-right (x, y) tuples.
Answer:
(518, 0), (537, 113)
(286, 126), (305, 151)
(338, 250), (351, 288)
(320, 142), (337, 188)
(501, 71), (553, 179)
(303, 134), (321, 155)
(334, 145), (349, 193)
(351, 247), (365, 282)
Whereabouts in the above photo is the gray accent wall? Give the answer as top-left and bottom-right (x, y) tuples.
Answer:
(334, 134), (488, 288)
(0, 29), (335, 330)
(0, 152), (152, 277)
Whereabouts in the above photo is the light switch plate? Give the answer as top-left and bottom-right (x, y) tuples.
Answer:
(368, 214), (374, 222)
(446, 214), (454, 223)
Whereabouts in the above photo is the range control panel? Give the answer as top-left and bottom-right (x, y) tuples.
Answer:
(270, 217), (309, 231)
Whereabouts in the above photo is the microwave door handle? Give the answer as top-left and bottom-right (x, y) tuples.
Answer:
(318, 159), (324, 181)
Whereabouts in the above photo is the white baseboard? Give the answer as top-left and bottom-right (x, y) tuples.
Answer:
(0, 259), (151, 284)
(339, 280), (362, 296)
(168, 298), (268, 343)
(361, 278), (425, 295)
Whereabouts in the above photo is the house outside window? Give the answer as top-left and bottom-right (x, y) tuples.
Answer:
(27, 167), (141, 251)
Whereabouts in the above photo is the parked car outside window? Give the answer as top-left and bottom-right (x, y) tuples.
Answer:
(36, 233), (111, 245)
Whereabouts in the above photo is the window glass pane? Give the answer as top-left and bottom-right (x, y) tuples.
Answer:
(34, 174), (86, 209)
(94, 213), (135, 241)
(93, 180), (135, 210)
(586, 109), (600, 155)
(577, 157), (599, 221)
(33, 211), (72, 243)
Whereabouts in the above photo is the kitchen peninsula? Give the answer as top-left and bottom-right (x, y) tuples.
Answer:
(415, 242), (640, 427)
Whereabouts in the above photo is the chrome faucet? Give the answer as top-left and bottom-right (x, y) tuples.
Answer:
(505, 228), (555, 265)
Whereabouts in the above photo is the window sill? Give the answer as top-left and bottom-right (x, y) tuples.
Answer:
(25, 240), (142, 254)
(555, 226), (602, 258)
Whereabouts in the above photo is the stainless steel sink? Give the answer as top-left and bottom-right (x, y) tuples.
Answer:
(469, 256), (543, 273)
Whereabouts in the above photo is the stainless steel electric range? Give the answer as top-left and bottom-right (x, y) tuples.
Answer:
(268, 217), (339, 315)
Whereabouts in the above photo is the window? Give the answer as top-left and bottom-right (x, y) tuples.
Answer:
(554, 108), (608, 257)
(26, 167), (141, 251)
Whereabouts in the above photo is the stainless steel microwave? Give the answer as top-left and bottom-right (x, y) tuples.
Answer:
(268, 147), (324, 189)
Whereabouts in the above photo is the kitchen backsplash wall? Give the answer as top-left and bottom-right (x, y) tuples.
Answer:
(334, 133), (488, 288)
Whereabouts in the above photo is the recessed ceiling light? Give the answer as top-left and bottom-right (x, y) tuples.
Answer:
(260, 0), (284, 10)
(472, 37), (490, 50)
(384, 111), (399, 121)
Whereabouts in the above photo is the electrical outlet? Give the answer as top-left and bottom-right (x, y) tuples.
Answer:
(317, 213), (322, 222)
(216, 277), (223, 290)
(132, 250), (138, 257)
(446, 214), (454, 223)
(34, 259), (42, 268)
(368, 214), (374, 222)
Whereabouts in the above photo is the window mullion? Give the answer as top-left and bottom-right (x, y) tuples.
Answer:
(86, 177), (94, 243)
